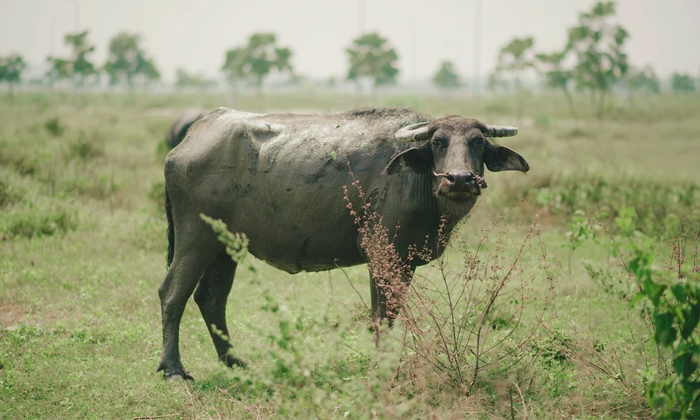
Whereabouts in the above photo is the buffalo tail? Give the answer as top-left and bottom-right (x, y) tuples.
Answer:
(165, 186), (174, 269)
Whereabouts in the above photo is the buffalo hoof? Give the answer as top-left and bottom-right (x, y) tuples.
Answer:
(224, 355), (247, 369)
(157, 363), (194, 381)
(166, 373), (192, 382)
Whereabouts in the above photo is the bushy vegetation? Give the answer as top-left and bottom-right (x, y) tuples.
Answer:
(505, 173), (699, 235)
(1, 91), (699, 418)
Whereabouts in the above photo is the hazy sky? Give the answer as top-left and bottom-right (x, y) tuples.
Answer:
(1, 0), (699, 83)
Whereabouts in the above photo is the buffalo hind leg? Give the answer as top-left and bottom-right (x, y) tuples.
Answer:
(194, 251), (245, 368)
(158, 240), (219, 380)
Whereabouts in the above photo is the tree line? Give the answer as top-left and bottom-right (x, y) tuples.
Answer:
(0, 1), (698, 101)
(489, 1), (698, 121)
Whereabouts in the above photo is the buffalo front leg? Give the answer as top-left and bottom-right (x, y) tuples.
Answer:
(194, 251), (246, 368)
(157, 250), (214, 380)
(369, 263), (415, 328)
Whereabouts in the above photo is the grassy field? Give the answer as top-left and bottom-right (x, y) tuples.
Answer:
(1, 90), (699, 419)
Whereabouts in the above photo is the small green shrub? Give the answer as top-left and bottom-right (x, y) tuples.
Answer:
(533, 330), (573, 369)
(1, 206), (77, 238)
(65, 131), (104, 161)
(147, 181), (166, 208)
(44, 117), (64, 137)
(484, 100), (511, 114)
(9, 155), (40, 177)
(0, 180), (22, 208)
(62, 172), (119, 199)
(534, 115), (551, 127)
(563, 127), (589, 138)
(585, 261), (635, 301)
(0, 170), (78, 239)
(155, 138), (170, 163)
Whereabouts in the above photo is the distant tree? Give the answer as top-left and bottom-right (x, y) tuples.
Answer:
(432, 60), (463, 90)
(671, 73), (696, 93)
(567, 1), (629, 121)
(345, 32), (399, 90)
(495, 36), (535, 121)
(174, 68), (217, 90)
(65, 31), (98, 86)
(103, 33), (160, 89)
(0, 54), (26, 97)
(626, 66), (660, 93)
(326, 76), (338, 89)
(486, 73), (510, 94)
(221, 33), (293, 96)
(536, 49), (577, 120)
(221, 47), (247, 85)
(45, 31), (98, 89)
(625, 65), (660, 106)
(45, 57), (72, 87)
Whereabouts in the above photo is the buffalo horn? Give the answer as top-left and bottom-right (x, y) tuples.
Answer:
(483, 125), (518, 137)
(394, 122), (431, 142)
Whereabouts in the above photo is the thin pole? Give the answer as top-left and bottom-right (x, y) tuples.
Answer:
(358, 0), (365, 34)
(73, 0), (80, 31)
(50, 14), (57, 55)
(473, 0), (482, 99)
(355, 0), (365, 104)
(59, 0), (80, 31)
(409, 18), (417, 83)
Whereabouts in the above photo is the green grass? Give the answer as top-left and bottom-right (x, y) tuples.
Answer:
(1, 91), (699, 418)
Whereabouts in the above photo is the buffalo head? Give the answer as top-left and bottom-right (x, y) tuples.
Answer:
(385, 116), (529, 202)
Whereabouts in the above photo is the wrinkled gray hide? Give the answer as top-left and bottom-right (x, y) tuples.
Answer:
(165, 108), (209, 149)
(157, 106), (530, 379)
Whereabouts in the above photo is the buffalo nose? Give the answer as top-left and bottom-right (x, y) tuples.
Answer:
(446, 172), (475, 190)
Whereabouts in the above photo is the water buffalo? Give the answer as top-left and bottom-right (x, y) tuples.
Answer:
(158, 106), (529, 379)
(165, 107), (209, 149)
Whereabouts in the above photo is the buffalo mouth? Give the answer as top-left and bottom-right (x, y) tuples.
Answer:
(439, 189), (480, 202)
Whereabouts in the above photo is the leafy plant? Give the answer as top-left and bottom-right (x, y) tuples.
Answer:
(617, 209), (700, 418)
(563, 209), (598, 272)
(200, 214), (248, 263)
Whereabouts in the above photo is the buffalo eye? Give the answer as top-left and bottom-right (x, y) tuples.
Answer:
(471, 137), (485, 147)
(431, 138), (446, 148)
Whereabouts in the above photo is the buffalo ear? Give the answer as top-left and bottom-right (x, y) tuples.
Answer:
(483, 142), (530, 173)
(384, 145), (432, 175)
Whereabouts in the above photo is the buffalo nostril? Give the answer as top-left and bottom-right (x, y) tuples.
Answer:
(447, 173), (474, 186)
